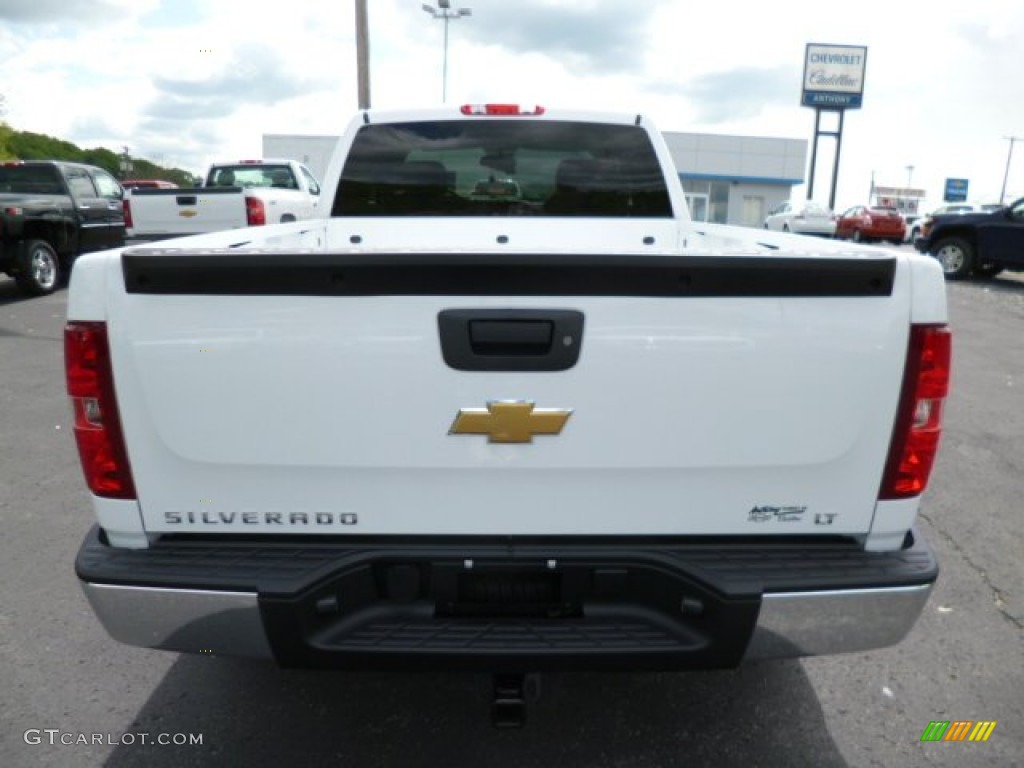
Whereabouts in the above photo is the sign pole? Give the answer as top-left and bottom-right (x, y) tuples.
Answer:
(829, 108), (845, 211)
(807, 109), (822, 200)
(806, 108), (844, 207)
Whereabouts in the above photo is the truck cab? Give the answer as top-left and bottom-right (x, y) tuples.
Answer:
(204, 159), (321, 221)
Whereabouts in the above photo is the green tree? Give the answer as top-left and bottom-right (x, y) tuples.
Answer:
(0, 124), (14, 162)
(0, 106), (196, 183)
(0, 93), (15, 161)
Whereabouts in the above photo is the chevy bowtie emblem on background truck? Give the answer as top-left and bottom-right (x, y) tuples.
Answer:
(449, 401), (572, 443)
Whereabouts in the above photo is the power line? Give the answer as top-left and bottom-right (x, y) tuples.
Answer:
(1000, 136), (1021, 205)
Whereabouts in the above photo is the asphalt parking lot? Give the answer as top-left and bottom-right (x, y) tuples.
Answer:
(1, 256), (1022, 768)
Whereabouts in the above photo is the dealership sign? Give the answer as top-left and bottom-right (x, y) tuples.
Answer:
(944, 178), (969, 202)
(801, 44), (868, 109)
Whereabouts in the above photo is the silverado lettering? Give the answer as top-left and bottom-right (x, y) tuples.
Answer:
(163, 511), (358, 525)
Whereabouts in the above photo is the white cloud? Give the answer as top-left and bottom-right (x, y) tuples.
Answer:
(0, 0), (160, 25)
(2, 0), (1023, 205)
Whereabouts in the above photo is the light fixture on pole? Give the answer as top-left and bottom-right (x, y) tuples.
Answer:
(421, 0), (472, 103)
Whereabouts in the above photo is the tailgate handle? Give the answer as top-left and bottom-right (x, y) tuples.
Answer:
(176, 195), (198, 205)
(469, 319), (553, 355)
(439, 309), (584, 372)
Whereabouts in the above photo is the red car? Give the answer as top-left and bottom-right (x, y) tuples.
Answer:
(835, 206), (906, 244)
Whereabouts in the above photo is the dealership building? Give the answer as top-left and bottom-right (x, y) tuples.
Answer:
(263, 131), (808, 228)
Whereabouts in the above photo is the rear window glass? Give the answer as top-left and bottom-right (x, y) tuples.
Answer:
(333, 120), (673, 218)
(0, 165), (64, 195)
(206, 165), (298, 190)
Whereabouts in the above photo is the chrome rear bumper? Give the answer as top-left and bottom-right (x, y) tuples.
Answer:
(81, 583), (273, 659)
(744, 584), (933, 659)
(81, 580), (934, 664)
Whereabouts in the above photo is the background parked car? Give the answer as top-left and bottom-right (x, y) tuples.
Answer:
(0, 160), (125, 295)
(905, 214), (925, 243)
(931, 202), (1003, 216)
(763, 201), (837, 237)
(835, 205), (906, 244)
(915, 197), (1024, 279)
(918, 202), (1004, 242)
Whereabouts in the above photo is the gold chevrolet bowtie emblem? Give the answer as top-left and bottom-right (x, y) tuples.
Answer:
(449, 401), (572, 443)
(178, 209), (198, 218)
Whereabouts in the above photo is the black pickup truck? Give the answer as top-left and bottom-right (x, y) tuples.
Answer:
(0, 161), (126, 296)
(915, 197), (1024, 279)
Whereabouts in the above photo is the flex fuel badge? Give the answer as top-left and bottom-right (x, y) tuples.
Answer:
(748, 505), (807, 523)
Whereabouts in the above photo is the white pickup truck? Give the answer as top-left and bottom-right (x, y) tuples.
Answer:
(123, 158), (321, 240)
(69, 105), (949, 724)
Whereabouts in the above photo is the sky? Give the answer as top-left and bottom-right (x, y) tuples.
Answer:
(2, 0), (1023, 211)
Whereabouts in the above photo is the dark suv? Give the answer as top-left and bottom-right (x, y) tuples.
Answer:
(915, 198), (1024, 279)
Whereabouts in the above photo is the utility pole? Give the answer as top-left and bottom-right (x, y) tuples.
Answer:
(422, 1), (472, 102)
(119, 146), (133, 180)
(1000, 136), (1020, 205)
(355, 0), (371, 109)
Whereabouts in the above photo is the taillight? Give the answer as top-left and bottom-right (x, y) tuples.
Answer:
(879, 325), (952, 499)
(245, 195), (266, 226)
(65, 322), (136, 499)
(460, 104), (545, 116)
(122, 198), (133, 229)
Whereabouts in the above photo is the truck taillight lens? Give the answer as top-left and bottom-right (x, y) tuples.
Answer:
(122, 199), (133, 229)
(245, 195), (266, 226)
(879, 325), (951, 499)
(65, 322), (136, 499)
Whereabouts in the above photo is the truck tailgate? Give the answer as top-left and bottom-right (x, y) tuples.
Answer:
(127, 187), (247, 237)
(105, 243), (909, 538)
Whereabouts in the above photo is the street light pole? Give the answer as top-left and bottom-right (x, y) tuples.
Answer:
(355, 0), (371, 109)
(422, 0), (472, 103)
(1000, 136), (1020, 205)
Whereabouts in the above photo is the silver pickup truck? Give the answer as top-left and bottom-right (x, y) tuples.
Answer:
(69, 105), (950, 725)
